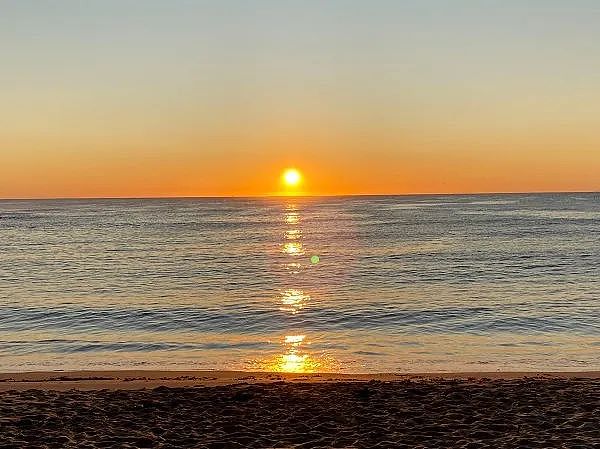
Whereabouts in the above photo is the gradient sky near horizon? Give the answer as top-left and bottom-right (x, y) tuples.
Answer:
(1, 1), (599, 198)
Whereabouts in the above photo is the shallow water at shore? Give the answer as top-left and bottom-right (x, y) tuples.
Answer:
(1, 193), (599, 372)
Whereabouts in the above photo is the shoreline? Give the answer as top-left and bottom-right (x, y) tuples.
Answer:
(1, 369), (599, 391)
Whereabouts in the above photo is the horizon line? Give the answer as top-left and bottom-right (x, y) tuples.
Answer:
(0, 189), (598, 201)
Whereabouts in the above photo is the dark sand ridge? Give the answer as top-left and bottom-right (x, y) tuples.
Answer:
(1, 370), (599, 391)
(0, 371), (598, 448)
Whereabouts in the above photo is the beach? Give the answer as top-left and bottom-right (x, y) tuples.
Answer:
(1, 370), (598, 448)
(4, 0), (600, 446)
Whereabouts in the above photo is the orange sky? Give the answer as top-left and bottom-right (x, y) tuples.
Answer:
(4, 127), (598, 198)
(1, 2), (599, 198)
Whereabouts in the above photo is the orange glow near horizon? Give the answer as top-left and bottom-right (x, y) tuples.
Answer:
(2, 144), (599, 199)
(3, 134), (599, 199)
(2, 3), (600, 199)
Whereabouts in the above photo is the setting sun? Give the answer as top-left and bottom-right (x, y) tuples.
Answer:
(282, 169), (302, 188)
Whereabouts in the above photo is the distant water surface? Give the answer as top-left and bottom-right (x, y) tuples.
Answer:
(1, 194), (599, 372)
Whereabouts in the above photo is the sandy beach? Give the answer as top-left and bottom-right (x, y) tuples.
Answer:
(0, 371), (598, 448)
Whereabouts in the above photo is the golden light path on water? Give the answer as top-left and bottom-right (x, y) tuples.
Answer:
(285, 229), (301, 240)
(260, 334), (337, 373)
(256, 202), (334, 373)
(285, 212), (299, 225)
(284, 262), (302, 275)
(279, 288), (310, 314)
(282, 242), (304, 256)
(270, 335), (314, 373)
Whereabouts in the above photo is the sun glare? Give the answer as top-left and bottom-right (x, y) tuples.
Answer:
(282, 168), (302, 187)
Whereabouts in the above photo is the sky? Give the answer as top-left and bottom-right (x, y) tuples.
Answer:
(1, 0), (599, 198)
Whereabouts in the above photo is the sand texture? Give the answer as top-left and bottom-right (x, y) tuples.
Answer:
(0, 376), (598, 448)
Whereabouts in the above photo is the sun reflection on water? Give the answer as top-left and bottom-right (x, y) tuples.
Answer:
(284, 229), (302, 240)
(284, 262), (302, 274)
(279, 288), (310, 314)
(269, 335), (320, 373)
(282, 242), (304, 255)
(255, 201), (337, 374)
(285, 212), (300, 225)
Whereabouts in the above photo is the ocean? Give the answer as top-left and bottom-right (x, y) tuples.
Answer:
(1, 193), (599, 373)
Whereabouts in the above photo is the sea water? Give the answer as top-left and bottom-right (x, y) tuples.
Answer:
(1, 194), (599, 372)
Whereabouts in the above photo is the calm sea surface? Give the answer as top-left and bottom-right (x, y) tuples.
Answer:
(1, 194), (599, 373)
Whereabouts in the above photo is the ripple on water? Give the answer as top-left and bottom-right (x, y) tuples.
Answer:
(0, 194), (599, 372)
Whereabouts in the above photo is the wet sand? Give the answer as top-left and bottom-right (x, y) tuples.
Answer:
(0, 371), (598, 448)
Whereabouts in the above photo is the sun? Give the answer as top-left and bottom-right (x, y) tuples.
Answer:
(282, 168), (302, 187)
